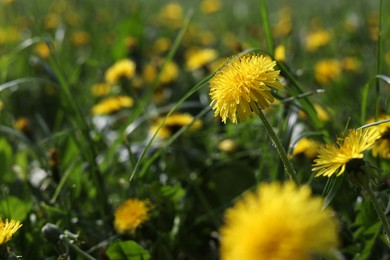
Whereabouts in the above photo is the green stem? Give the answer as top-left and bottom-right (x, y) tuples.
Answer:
(259, 0), (274, 55)
(257, 109), (297, 182)
(63, 237), (96, 260)
(364, 184), (390, 248)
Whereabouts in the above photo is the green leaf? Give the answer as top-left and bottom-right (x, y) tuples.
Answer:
(0, 196), (31, 222)
(106, 240), (151, 260)
(0, 138), (13, 179)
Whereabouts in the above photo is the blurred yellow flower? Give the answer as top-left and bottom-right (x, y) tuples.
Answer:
(64, 11), (81, 26)
(105, 59), (136, 84)
(305, 29), (331, 52)
(342, 56), (361, 73)
(34, 42), (51, 59)
(290, 137), (321, 159)
(91, 96), (133, 115)
(185, 48), (218, 71)
(91, 83), (111, 97)
(274, 44), (286, 62)
(159, 2), (183, 29)
(210, 53), (283, 124)
(0, 100), (4, 111)
(142, 59), (179, 85)
(200, 0), (222, 14)
(218, 139), (239, 153)
(153, 37), (172, 54)
(273, 7), (292, 38)
(160, 61), (179, 84)
(313, 128), (380, 177)
(0, 218), (22, 245)
(367, 115), (390, 159)
(300, 104), (331, 122)
(314, 59), (342, 85)
(220, 181), (339, 260)
(150, 113), (202, 139)
(44, 14), (61, 30)
(114, 198), (152, 234)
(14, 117), (31, 132)
(70, 30), (90, 46)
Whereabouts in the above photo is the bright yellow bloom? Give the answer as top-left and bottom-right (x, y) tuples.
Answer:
(114, 199), (152, 234)
(105, 59), (136, 84)
(220, 181), (339, 260)
(159, 2), (183, 29)
(291, 137), (321, 159)
(185, 48), (218, 71)
(0, 218), (22, 245)
(209, 53), (283, 124)
(34, 42), (51, 59)
(368, 115), (390, 159)
(150, 113), (202, 139)
(314, 59), (342, 85)
(91, 96), (133, 115)
(91, 83), (111, 97)
(313, 128), (381, 177)
(305, 29), (331, 52)
(300, 104), (331, 122)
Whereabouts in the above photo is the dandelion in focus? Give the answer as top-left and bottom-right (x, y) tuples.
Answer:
(114, 198), (152, 234)
(0, 218), (22, 245)
(312, 128), (380, 177)
(209, 53), (283, 124)
(219, 181), (339, 260)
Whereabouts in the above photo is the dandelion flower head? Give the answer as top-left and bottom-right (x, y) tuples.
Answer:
(0, 218), (22, 245)
(150, 113), (202, 139)
(312, 128), (381, 177)
(367, 115), (390, 159)
(114, 198), (152, 234)
(105, 59), (136, 84)
(91, 95), (133, 115)
(219, 181), (339, 260)
(209, 53), (283, 124)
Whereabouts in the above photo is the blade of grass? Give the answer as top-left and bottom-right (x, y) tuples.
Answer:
(259, 0), (274, 54)
(375, 0), (384, 119)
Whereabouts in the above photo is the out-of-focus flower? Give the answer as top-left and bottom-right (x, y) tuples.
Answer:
(34, 42), (51, 59)
(44, 14), (61, 30)
(314, 59), (342, 85)
(312, 128), (380, 177)
(70, 30), (90, 46)
(367, 115), (390, 159)
(114, 198), (152, 234)
(159, 2), (183, 29)
(105, 59), (136, 84)
(209, 53), (283, 124)
(290, 137), (321, 159)
(91, 83), (111, 97)
(142, 59), (179, 85)
(342, 56), (361, 73)
(274, 44), (286, 62)
(367, 12), (379, 41)
(185, 48), (218, 71)
(91, 96), (133, 115)
(200, 0), (222, 14)
(218, 139), (239, 153)
(153, 37), (172, 54)
(150, 113), (202, 139)
(14, 117), (31, 132)
(305, 29), (331, 52)
(64, 11), (81, 26)
(219, 181), (339, 260)
(299, 104), (331, 122)
(273, 7), (292, 38)
(0, 218), (22, 245)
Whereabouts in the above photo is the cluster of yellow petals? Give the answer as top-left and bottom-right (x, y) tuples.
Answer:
(150, 113), (202, 139)
(114, 199), (152, 234)
(209, 53), (283, 124)
(312, 128), (381, 177)
(105, 59), (136, 84)
(220, 181), (339, 260)
(367, 115), (390, 159)
(0, 218), (22, 245)
(91, 96), (133, 115)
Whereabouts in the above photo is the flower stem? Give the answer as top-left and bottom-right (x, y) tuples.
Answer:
(257, 109), (297, 182)
(364, 184), (390, 248)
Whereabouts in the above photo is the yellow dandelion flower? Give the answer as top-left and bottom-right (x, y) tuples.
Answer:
(220, 181), (339, 260)
(342, 56), (361, 73)
(91, 83), (111, 97)
(14, 117), (30, 132)
(312, 128), (381, 177)
(299, 104), (331, 122)
(367, 115), (390, 159)
(200, 0), (222, 14)
(114, 198), (152, 234)
(159, 2), (183, 29)
(305, 29), (331, 52)
(70, 30), (90, 46)
(274, 44), (286, 62)
(153, 37), (172, 54)
(105, 59), (136, 84)
(150, 113), (202, 139)
(34, 42), (51, 59)
(273, 7), (293, 38)
(160, 61), (179, 84)
(0, 218), (22, 245)
(91, 96), (134, 115)
(291, 137), (321, 159)
(209, 53), (283, 124)
(314, 59), (342, 85)
(218, 139), (239, 153)
(185, 48), (218, 71)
